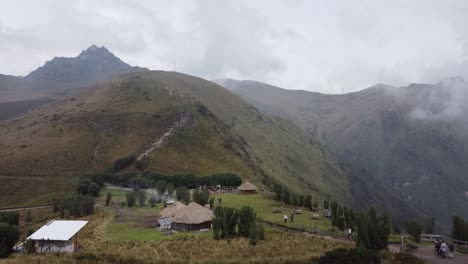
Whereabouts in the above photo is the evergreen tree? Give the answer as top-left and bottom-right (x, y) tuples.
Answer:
(126, 192), (137, 207)
(138, 190), (147, 207)
(452, 215), (468, 241)
(304, 194), (313, 210)
(282, 188), (290, 204)
(406, 219), (423, 243)
(273, 184), (282, 201)
(105, 192), (112, 206)
(0, 223), (20, 258)
(155, 180), (167, 196)
(356, 208), (390, 251)
(167, 183), (175, 197)
(239, 206), (257, 237)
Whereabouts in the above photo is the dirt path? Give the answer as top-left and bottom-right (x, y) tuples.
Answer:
(412, 246), (468, 264)
(261, 221), (355, 245)
(389, 244), (468, 264)
(0, 205), (52, 212)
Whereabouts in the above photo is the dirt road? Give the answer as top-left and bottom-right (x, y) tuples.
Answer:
(0, 204), (52, 212)
(389, 244), (468, 264)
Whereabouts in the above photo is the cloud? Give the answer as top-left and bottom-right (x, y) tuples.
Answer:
(1, 0), (468, 93)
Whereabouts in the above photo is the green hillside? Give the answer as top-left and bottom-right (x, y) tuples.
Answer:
(0, 71), (421, 225)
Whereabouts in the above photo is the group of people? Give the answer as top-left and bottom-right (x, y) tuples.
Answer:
(435, 239), (455, 259)
(283, 213), (294, 223)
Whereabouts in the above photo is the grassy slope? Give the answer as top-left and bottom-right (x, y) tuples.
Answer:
(140, 72), (353, 200)
(0, 71), (353, 209)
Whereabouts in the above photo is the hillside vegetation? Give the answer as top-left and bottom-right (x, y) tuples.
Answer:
(219, 78), (468, 229)
(0, 71), (357, 211)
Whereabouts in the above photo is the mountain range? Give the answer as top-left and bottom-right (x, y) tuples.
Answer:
(2, 45), (464, 229)
(217, 78), (468, 230)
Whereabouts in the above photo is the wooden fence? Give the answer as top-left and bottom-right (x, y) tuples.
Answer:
(420, 233), (468, 247)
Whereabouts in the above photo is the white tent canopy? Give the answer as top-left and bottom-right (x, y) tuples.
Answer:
(28, 220), (88, 241)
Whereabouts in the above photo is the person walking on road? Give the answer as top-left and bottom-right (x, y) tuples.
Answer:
(284, 214), (288, 223)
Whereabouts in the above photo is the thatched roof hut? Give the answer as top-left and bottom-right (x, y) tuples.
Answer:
(158, 202), (186, 220)
(237, 181), (258, 194)
(171, 202), (214, 231)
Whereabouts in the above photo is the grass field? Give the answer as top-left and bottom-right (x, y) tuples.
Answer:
(96, 188), (342, 242)
(4, 200), (352, 264)
(217, 193), (339, 234)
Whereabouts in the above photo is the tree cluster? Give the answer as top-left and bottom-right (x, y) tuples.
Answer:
(76, 174), (104, 196)
(176, 186), (191, 204)
(0, 222), (20, 258)
(52, 194), (95, 218)
(193, 187), (211, 205)
(330, 202), (356, 230)
(271, 183), (317, 209)
(102, 172), (241, 190)
(213, 206), (265, 245)
(0, 212), (19, 227)
(356, 208), (391, 251)
(406, 219), (423, 243)
(111, 154), (136, 172)
(126, 192), (137, 207)
(452, 215), (468, 241)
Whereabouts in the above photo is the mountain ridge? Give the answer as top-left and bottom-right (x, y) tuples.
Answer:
(217, 78), (468, 231)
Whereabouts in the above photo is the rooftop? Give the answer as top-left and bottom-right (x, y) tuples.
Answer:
(27, 220), (88, 241)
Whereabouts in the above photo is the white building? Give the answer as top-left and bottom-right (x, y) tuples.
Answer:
(27, 220), (88, 253)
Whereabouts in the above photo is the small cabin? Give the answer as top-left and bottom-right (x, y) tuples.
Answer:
(171, 202), (214, 232)
(27, 220), (88, 253)
(237, 182), (258, 194)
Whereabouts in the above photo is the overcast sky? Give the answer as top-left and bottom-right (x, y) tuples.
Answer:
(1, 0), (468, 93)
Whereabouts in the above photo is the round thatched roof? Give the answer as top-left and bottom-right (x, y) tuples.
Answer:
(158, 201), (186, 219)
(237, 181), (258, 191)
(171, 202), (214, 224)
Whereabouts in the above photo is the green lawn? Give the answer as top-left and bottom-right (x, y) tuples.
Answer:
(101, 188), (341, 241)
(106, 222), (168, 241)
(217, 193), (338, 234)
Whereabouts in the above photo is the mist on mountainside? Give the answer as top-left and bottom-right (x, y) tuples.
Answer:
(218, 78), (468, 232)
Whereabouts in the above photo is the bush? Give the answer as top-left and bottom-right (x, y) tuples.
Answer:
(209, 196), (215, 208)
(0, 223), (20, 258)
(406, 219), (423, 243)
(318, 248), (380, 264)
(452, 215), (468, 241)
(126, 192), (137, 207)
(88, 183), (100, 197)
(249, 222), (259, 245)
(25, 211), (32, 223)
(23, 229), (35, 254)
(167, 183), (175, 196)
(156, 180), (167, 195)
(76, 175), (103, 196)
(0, 212), (19, 226)
(148, 194), (158, 207)
(134, 157), (149, 171)
(258, 222), (265, 241)
(138, 190), (147, 207)
(105, 192), (112, 206)
(112, 155), (136, 172)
